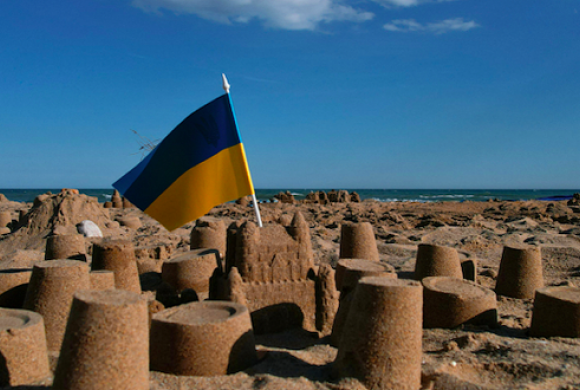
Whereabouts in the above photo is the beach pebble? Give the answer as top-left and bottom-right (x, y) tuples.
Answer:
(76, 220), (103, 238)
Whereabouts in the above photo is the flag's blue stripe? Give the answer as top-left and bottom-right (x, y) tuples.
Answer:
(113, 94), (242, 210)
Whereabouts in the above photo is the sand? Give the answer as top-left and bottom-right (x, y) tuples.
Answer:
(1, 193), (580, 389)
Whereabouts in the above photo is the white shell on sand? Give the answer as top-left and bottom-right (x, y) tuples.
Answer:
(77, 220), (102, 238)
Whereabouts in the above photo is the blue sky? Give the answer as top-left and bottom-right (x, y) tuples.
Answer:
(1, 0), (579, 189)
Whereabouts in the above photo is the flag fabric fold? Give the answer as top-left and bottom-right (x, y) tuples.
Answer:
(113, 93), (255, 231)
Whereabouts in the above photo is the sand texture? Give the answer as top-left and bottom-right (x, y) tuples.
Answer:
(1, 192), (580, 389)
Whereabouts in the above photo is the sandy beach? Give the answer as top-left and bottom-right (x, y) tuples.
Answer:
(1, 191), (580, 389)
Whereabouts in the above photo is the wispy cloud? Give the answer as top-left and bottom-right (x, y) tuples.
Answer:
(384, 18), (479, 34)
(371, 0), (458, 7)
(132, 0), (374, 31)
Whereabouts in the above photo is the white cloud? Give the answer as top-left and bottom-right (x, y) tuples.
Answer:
(384, 18), (479, 34)
(372, 0), (458, 8)
(132, 0), (374, 30)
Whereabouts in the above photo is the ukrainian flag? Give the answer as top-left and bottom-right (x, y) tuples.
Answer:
(113, 93), (255, 231)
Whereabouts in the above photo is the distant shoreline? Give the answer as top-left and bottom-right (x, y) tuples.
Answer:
(1, 188), (578, 204)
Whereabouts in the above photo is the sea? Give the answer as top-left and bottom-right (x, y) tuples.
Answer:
(0, 189), (578, 204)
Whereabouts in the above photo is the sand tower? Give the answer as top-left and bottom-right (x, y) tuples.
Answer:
(0, 308), (50, 386)
(45, 234), (87, 261)
(338, 222), (380, 262)
(333, 277), (423, 390)
(118, 216), (142, 229)
(111, 189), (123, 209)
(0, 268), (32, 308)
(0, 212), (11, 228)
(331, 259), (396, 346)
(91, 240), (141, 293)
(53, 289), (148, 390)
(150, 301), (257, 376)
(422, 276), (497, 328)
(23, 260), (90, 351)
(211, 212), (337, 334)
(414, 243), (463, 281)
(89, 270), (116, 291)
(495, 246), (544, 299)
(530, 286), (580, 338)
(335, 258), (396, 293)
(190, 219), (227, 260)
(162, 249), (220, 295)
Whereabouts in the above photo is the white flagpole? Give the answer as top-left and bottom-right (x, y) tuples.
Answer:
(222, 73), (263, 228)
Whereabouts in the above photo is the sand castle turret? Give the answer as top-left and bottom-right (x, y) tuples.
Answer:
(162, 249), (220, 295)
(339, 222), (380, 262)
(150, 301), (257, 376)
(0, 212), (12, 228)
(335, 258), (395, 293)
(190, 219), (227, 260)
(530, 286), (580, 338)
(331, 259), (396, 346)
(52, 289), (149, 390)
(0, 308), (50, 386)
(495, 246), (544, 299)
(91, 240), (141, 293)
(0, 268), (32, 308)
(89, 270), (116, 291)
(111, 189), (123, 209)
(23, 260), (90, 351)
(422, 276), (497, 328)
(118, 216), (142, 229)
(45, 233), (87, 261)
(122, 197), (134, 208)
(333, 277), (423, 390)
(414, 243), (463, 281)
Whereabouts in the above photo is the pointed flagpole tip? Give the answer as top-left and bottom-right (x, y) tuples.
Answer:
(222, 73), (230, 94)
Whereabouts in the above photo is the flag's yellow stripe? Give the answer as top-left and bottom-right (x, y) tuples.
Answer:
(145, 143), (254, 231)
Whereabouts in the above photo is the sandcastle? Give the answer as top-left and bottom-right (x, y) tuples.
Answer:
(495, 245), (544, 299)
(112, 189), (123, 209)
(333, 277), (423, 390)
(0, 211), (12, 228)
(530, 286), (580, 338)
(118, 216), (142, 229)
(89, 270), (116, 290)
(338, 222), (380, 261)
(274, 191), (297, 204)
(150, 301), (257, 376)
(103, 189), (134, 209)
(162, 249), (220, 294)
(0, 308), (50, 386)
(91, 239), (141, 293)
(45, 233), (87, 261)
(305, 190), (361, 204)
(210, 212), (337, 334)
(190, 219), (227, 260)
(414, 243), (463, 281)
(0, 268), (32, 308)
(23, 260), (90, 351)
(422, 276), (497, 328)
(53, 289), (149, 390)
(335, 258), (395, 292)
(331, 259), (396, 346)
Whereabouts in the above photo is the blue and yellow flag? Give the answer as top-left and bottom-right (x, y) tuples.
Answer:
(113, 93), (255, 231)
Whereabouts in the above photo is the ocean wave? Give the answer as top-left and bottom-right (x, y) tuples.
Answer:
(419, 194), (474, 199)
(103, 194), (112, 200)
(372, 198), (429, 203)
